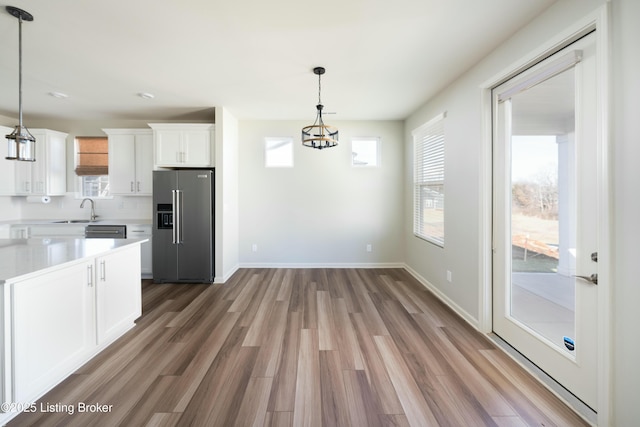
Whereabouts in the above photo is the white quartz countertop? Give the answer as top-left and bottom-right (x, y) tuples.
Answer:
(0, 238), (147, 284)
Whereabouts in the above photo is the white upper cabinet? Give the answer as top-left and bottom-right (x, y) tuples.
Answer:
(12, 129), (67, 196)
(103, 129), (153, 195)
(0, 125), (16, 195)
(149, 123), (215, 168)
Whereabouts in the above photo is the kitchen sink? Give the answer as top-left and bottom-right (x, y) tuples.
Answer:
(52, 219), (93, 223)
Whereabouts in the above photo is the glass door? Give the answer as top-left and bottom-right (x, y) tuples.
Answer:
(492, 32), (598, 410)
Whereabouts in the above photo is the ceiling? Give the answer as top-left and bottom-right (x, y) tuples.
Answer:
(0, 0), (557, 123)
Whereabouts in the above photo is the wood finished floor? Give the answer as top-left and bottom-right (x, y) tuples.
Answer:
(9, 268), (588, 426)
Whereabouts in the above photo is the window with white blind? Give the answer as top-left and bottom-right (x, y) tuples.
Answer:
(413, 112), (446, 247)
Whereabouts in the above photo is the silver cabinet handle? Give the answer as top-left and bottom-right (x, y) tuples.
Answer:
(137, 181), (141, 192)
(100, 260), (106, 281)
(131, 181), (134, 192)
(87, 265), (93, 287)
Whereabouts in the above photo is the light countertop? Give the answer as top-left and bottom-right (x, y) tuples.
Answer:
(0, 238), (147, 284)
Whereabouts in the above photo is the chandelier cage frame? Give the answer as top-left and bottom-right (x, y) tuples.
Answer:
(301, 67), (338, 150)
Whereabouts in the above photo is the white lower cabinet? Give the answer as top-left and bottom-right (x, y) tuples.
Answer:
(2, 244), (141, 419)
(127, 224), (152, 277)
(12, 260), (95, 402)
(96, 248), (141, 344)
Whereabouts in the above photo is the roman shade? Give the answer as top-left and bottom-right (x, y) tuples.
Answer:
(75, 137), (108, 176)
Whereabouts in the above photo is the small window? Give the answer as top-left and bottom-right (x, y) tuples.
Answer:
(75, 137), (110, 197)
(351, 138), (380, 167)
(265, 137), (293, 167)
(413, 112), (446, 247)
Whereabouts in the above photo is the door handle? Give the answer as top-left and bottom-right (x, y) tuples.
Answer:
(172, 190), (178, 244)
(176, 190), (183, 244)
(575, 273), (598, 285)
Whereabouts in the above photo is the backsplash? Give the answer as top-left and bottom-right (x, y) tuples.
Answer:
(0, 197), (21, 221)
(18, 193), (152, 221)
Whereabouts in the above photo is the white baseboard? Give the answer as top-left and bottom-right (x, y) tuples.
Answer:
(403, 264), (479, 330)
(238, 262), (406, 269)
(214, 264), (240, 284)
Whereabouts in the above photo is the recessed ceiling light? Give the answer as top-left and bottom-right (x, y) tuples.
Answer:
(138, 92), (155, 99)
(48, 91), (68, 99)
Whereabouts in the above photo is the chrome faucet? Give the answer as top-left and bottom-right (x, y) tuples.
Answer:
(80, 198), (98, 221)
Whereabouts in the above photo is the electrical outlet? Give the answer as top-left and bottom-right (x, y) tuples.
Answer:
(446, 270), (452, 283)
(366, 244), (372, 252)
(252, 243), (258, 252)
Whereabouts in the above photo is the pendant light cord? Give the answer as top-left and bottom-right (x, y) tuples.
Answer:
(18, 12), (23, 126)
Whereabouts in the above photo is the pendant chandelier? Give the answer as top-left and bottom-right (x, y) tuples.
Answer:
(301, 67), (338, 150)
(5, 6), (36, 162)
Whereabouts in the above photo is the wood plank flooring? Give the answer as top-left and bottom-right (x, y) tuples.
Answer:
(8, 268), (588, 426)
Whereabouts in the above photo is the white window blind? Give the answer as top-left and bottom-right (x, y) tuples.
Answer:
(413, 112), (446, 246)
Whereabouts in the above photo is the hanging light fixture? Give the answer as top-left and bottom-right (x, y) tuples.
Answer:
(302, 67), (338, 150)
(5, 6), (36, 162)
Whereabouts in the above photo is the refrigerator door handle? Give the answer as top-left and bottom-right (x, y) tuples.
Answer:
(171, 190), (178, 244)
(176, 189), (183, 244)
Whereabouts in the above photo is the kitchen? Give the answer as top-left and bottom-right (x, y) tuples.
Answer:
(0, 116), (219, 425)
(0, 0), (639, 425)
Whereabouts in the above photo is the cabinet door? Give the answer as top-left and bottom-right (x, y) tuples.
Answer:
(44, 131), (68, 195)
(183, 130), (211, 166)
(134, 134), (153, 194)
(127, 225), (152, 275)
(12, 261), (95, 402)
(0, 125), (17, 195)
(154, 130), (183, 166)
(108, 134), (136, 194)
(11, 130), (67, 196)
(29, 130), (47, 195)
(13, 162), (32, 195)
(96, 246), (142, 344)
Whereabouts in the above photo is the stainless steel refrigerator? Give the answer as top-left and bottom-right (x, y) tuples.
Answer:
(152, 170), (214, 283)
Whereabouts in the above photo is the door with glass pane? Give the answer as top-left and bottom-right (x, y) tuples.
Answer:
(492, 32), (598, 410)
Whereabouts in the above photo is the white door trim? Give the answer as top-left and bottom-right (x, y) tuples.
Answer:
(478, 5), (611, 425)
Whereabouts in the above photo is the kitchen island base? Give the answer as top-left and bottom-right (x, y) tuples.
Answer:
(0, 239), (144, 425)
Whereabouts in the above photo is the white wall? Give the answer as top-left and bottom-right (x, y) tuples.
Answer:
(404, 0), (605, 324)
(215, 107), (240, 282)
(404, 0), (640, 423)
(239, 120), (404, 266)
